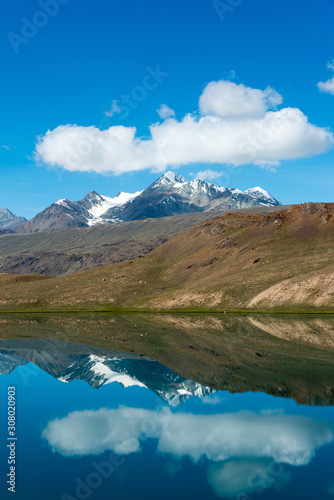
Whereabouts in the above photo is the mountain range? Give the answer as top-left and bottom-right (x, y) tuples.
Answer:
(0, 171), (280, 234)
(0, 338), (212, 405)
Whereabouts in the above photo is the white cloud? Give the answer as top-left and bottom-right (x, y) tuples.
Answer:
(157, 104), (175, 119)
(104, 100), (121, 117)
(1, 145), (12, 151)
(199, 80), (283, 119)
(318, 78), (334, 96)
(327, 59), (334, 71)
(35, 80), (334, 174)
(42, 408), (333, 468)
(201, 394), (225, 405)
(192, 169), (224, 181)
(318, 60), (334, 96)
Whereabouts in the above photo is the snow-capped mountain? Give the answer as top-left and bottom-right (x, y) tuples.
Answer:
(0, 338), (213, 406)
(81, 190), (142, 225)
(101, 171), (281, 222)
(244, 187), (279, 206)
(9, 172), (280, 234)
(152, 171), (188, 187)
(13, 190), (142, 233)
(0, 208), (26, 230)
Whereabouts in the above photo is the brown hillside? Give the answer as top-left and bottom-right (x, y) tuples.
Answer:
(0, 205), (288, 277)
(0, 203), (333, 312)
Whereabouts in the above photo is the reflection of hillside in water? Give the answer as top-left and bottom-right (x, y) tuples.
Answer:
(0, 312), (333, 405)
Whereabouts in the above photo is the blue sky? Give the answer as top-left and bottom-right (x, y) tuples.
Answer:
(1, 0), (334, 219)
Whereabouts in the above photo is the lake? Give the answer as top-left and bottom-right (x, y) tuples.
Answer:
(0, 314), (333, 499)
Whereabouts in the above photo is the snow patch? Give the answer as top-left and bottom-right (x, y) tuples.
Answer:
(55, 199), (69, 207)
(86, 191), (142, 226)
(177, 389), (192, 396)
(245, 187), (275, 201)
(154, 171), (188, 187)
(88, 191), (142, 219)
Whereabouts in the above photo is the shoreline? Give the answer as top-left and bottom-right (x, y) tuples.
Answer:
(0, 308), (334, 315)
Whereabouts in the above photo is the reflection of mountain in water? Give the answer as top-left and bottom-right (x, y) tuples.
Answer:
(0, 351), (29, 374)
(0, 338), (212, 405)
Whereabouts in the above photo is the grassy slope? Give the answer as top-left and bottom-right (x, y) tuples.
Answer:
(0, 206), (289, 276)
(0, 313), (333, 405)
(0, 203), (332, 312)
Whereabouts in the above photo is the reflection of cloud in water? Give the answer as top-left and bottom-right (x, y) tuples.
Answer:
(207, 459), (292, 499)
(201, 394), (225, 405)
(43, 408), (333, 468)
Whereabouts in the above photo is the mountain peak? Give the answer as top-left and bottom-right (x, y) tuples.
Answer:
(0, 207), (12, 215)
(154, 171), (188, 187)
(54, 198), (70, 207)
(246, 187), (270, 196)
(245, 187), (281, 206)
(83, 191), (101, 199)
(0, 207), (27, 231)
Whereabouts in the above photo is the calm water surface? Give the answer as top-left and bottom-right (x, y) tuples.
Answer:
(0, 337), (333, 500)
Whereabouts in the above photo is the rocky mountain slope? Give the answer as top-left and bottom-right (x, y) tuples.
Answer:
(0, 208), (26, 230)
(100, 171), (281, 223)
(6, 171), (280, 234)
(0, 206), (286, 277)
(0, 203), (332, 312)
(11, 191), (141, 234)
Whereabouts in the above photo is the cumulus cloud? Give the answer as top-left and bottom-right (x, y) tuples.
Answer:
(318, 78), (334, 96)
(201, 394), (225, 405)
(192, 169), (224, 182)
(104, 100), (121, 117)
(318, 59), (334, 96)
(35, 80), (334, 174)
(157, 104), (175, 119)
(199, 80), (283, 119)
(42, 408), (333, 467)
